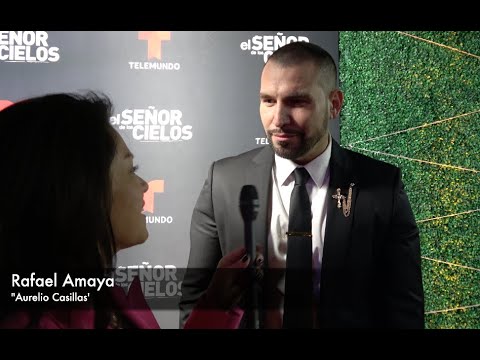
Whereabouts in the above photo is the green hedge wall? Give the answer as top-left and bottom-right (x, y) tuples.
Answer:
(339, 31), (479, 329)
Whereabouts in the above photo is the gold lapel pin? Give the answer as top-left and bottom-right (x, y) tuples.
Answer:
(332, 183), (355, 217)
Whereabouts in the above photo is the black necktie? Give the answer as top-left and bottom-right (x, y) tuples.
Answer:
(283, 167), (313, 328)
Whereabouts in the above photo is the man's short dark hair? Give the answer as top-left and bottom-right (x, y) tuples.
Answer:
(267, 41), (338, 91)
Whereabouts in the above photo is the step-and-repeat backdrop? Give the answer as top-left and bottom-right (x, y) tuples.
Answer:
(1, 31), (339, 328)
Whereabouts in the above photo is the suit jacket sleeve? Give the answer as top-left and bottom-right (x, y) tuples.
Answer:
(179, 162), (223, 328)
(383, 169), (425, 328)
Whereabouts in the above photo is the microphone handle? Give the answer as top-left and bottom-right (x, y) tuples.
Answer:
(244, 220), (259, 329)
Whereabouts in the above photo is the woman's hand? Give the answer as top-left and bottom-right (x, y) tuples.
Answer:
(201, 247), (264, 310)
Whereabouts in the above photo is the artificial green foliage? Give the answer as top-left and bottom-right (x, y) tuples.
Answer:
(339, 31), (480, 328)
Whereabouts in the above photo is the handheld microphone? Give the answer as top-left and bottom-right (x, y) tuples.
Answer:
(239, 185), (259, 329)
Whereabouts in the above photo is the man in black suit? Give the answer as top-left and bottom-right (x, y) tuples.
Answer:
(179, 41), (424, 328)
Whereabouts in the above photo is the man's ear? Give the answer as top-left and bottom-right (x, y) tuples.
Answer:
(329, 89), (344, 119)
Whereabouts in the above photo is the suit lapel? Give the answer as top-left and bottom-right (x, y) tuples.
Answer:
(246, 146), (274, 256)
(322, 140), (359, 275)
(245, 146), (273, 328)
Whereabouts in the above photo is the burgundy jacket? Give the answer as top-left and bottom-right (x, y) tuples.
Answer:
(1, 277), (243, 329)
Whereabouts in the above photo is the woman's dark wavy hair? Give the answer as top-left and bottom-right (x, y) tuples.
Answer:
(0, 91), (118, 327)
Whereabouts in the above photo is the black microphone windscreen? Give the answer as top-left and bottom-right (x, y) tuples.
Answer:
(239, 185), (259, 221)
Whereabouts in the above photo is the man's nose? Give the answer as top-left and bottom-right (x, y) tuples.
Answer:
(272, 104), (290, 127)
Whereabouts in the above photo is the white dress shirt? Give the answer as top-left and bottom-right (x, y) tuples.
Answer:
(265, 137), (331, 328)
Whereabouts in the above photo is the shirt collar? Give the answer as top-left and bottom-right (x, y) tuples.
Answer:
(274, 135), (332, 188)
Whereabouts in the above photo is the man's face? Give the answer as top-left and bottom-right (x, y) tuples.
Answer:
(259, 60), (342, 164)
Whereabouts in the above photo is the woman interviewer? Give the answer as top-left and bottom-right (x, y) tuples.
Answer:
(0, 92), (252, 329)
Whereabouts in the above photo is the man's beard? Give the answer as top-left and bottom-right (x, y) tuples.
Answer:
(267, 122), (327, 161)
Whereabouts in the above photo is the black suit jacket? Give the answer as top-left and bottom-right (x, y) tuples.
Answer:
(180, 140), (424, 328)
